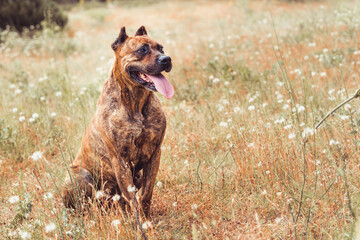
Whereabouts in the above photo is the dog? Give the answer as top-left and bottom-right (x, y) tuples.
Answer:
(62, 26), (174, 218)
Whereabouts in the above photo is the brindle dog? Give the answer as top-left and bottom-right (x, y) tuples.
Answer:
(62, 26), (174, 217)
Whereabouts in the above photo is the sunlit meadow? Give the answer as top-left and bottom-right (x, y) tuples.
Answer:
(1, 0), (360, 239)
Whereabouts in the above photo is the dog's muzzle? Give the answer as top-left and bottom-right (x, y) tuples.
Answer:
(157, 55), (172, 72)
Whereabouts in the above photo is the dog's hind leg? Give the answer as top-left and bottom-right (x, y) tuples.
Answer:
(62, 168), (94, 209)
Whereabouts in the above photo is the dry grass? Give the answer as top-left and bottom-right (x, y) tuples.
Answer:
(1, 0), (360, 239)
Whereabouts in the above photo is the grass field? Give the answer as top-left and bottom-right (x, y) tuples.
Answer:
(1, 0), (360, 239)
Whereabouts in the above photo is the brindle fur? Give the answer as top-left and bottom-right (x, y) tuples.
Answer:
(62, 26), (171, 217)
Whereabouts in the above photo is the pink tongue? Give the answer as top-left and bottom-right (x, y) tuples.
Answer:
(145, 73), (174, 99)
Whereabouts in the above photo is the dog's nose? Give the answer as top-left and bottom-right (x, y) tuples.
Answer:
(158, 56), (171, 65)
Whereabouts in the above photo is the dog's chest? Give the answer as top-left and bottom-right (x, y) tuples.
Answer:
(113, 111), (165, 165)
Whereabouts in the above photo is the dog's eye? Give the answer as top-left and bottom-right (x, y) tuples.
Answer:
(158, 45), (164, 54)
(137, 45), (149, 55)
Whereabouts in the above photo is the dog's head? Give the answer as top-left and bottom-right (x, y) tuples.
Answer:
(111, 26), (174, 99)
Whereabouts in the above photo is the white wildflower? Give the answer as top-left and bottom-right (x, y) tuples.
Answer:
(234, 107), (241, 113)
(262, 102), (268, 108)
(30, 151), (43, 161)
(320, 72), (327, 77)
(142, 221), (152, 230)
(112, 194), (121, 201)
(111, 219), (120, 228)
(288, 133), (296, 139)
(297, 105), (305, 113)
(127, 185), (136, 193)
(248, 105), (255, 111)
(339, 115), (349, 120)
(265, 170), (270, 175)
(19, 116), (25, 122)
(19, 230), (31, 239)
(45, 223), (57, 233)
(191, 204), (198, 210)
(12, 108), (18, 113)
(248, 143), (255, 148)
(329, 140), (340, 146)
(156, 181), (163, 188)
(213, 78), (220, 84)
(274, 118), (286, 124)
(9, 195), (20, 204)
(55, 91), (62, 97)
(344, 104), (351, 111)
(302, 127), (314, 138)
(28, 118), (35, 123)
(95, 191), (105, 199)
(14, 89), (22, 95)
(172, 202), (178, 207)
(219, 121), (228, 127)
(226, 134), (231, 139)
(184, 160), (189, 166)
(261, 190), (267, 195)
(40, 96), (46, 101)
(50, 112), (56, 118)
(283, 104), (290, 110)
(44, 192), (53, 200)
(284, 124), (292, 130)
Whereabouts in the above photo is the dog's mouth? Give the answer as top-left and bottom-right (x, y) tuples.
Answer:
(130, 71), (174, 99)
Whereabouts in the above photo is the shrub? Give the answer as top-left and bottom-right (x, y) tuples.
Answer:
(0, 0), (68, 33)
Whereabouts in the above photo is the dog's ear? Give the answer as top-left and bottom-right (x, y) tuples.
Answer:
(135, 26), (147, 36)
(111, 27), (128, 51)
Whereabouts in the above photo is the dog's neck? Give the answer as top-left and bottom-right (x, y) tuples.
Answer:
(109, 68), (152, 115)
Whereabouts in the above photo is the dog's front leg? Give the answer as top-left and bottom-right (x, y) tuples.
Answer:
(110, 158), (137, 209)
(139, 149), (161, 218)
